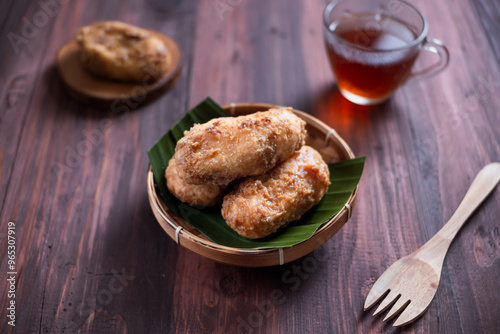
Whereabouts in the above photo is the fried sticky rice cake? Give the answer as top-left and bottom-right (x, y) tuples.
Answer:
(222, 145), (330, 239)
(165, 158), (225, 207)
(174, 108), (306, 185)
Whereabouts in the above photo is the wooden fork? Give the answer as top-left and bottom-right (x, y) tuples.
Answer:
(364, 162), (500, 326)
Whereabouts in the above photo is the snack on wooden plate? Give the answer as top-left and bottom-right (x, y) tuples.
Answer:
(76, 21), (171, 82)
(222, 146), (330, 239)
(174, 108), (306, 185)
(165, 157), (226, 207)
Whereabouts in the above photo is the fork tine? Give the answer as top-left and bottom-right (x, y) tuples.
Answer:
(373, 290), (400, 316)
(364, 287), (389, 311)
(383, 297), (410, 322)
(393, 302), (429, 327)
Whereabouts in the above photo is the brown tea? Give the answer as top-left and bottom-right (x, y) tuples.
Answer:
(325, 14), (420, 102)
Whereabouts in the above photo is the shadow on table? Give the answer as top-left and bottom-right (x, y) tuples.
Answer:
(204, 242), (341, 331)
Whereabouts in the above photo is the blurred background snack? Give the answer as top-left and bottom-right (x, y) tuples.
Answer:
(56, 20), (181, 108)
(76, 21), (171, 82)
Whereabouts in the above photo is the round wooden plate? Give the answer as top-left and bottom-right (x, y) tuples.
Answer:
(147, 103), (358, 267)
(57, 31), (181, 109)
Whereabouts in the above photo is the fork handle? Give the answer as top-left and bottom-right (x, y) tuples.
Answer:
(417, 163), (500, 267)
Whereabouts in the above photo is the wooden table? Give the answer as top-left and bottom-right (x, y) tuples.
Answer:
(1, 0), (499, 333)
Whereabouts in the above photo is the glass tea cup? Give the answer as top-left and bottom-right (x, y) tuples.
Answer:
(323, 0), (449, 105)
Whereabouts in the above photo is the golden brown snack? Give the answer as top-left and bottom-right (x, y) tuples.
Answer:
(165, 158), (225, 207)
(76, 21), (170, 82)
(222, 146), (330, 239)
(174, 108), (306, 185)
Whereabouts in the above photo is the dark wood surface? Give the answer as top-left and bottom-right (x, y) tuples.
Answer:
(1, 0), (499, 333)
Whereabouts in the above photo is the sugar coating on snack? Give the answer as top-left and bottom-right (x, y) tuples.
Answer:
(174, 108), (306, 186)
(165, 158), (225, 207)
(222, 145), (330, 239)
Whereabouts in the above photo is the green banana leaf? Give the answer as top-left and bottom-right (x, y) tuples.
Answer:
(147, 98), (365, 249)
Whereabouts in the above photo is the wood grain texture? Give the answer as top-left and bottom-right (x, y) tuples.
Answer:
(0, 0), (499, 333)
(365, 163), (500, 327)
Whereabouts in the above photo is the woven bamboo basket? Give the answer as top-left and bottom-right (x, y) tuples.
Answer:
(147, 103), (357, 267)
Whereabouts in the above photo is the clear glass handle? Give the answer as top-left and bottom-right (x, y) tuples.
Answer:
(409, 38), (450, 80)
